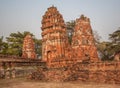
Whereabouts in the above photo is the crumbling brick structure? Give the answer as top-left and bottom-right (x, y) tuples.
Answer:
(41, 6), (69, 64)
(41, 6), (99, 66)
(22, 34), (36, 59)
(72, 15), (98, 62)
(30, 6), (120, 84)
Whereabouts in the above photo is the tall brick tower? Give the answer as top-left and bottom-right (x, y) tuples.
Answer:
(41, 6), (67, 62)
(22, 34), (36, 59)
(72, 15), (98, 62)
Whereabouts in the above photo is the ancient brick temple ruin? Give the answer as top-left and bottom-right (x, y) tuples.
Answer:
(29, 6), (120, 83)
(41, 6), (98, 67)
(22, 34), (36, 59)
(1, 6), (120, 84)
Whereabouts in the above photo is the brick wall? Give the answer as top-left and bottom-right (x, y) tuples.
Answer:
(39, 61), (120, 84)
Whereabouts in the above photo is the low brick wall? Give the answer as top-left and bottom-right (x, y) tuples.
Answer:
(0, 59), (46, 79)
(0, 66), (37, 79)
(40, 61), (120, 84)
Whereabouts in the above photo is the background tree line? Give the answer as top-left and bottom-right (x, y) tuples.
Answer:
(0, 21), (120, 60)
(0, 31), (42, 58)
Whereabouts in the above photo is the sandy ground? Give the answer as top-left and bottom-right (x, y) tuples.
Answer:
(0, 78), (120, 88)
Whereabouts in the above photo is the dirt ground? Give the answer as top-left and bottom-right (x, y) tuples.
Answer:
(0, 78), (120, 88)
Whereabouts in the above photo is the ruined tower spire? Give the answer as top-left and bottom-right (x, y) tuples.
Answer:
(22, 34), (36, 59)
(72, 15), (98, 62)
(41, 6), (67, 62)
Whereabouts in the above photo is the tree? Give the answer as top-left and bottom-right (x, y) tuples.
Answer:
(0, 36), (8, 54)
(34, 39), (42, 58)
(6, 31), (33, 56)
(97, 41), (113, 61)
(0, 36), (4, 52)
(97, 28), (120, 61)
(66, 20), (75, 44)
(109, 28), (120, 53)
(5, 31), (42, 58)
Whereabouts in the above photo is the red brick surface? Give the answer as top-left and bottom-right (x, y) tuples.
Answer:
(41, 6), (98, 67)
(22, 34), (36, 59)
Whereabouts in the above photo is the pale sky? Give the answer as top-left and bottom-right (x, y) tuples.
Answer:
(0, 0), (120, 41)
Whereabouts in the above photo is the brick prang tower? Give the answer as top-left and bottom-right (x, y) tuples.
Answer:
(22, 34), (36, 59)
(72, 15), (98, 62)
(41, 6), (68, 62)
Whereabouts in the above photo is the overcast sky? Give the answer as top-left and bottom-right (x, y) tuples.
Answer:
(0, 0), (120, 41)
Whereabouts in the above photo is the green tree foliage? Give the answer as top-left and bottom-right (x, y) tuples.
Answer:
(66, 20), (75, 44)
(6, 31), (33, 56)
(0, 36), (8, 54)
(34, 39), (42, 58)
(0, 36), (4, 52)
(109, 28), (120, 53)
(0, 31), (42, 58)
(97, 28), (120, 61)
(97, 42), (113, 61)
